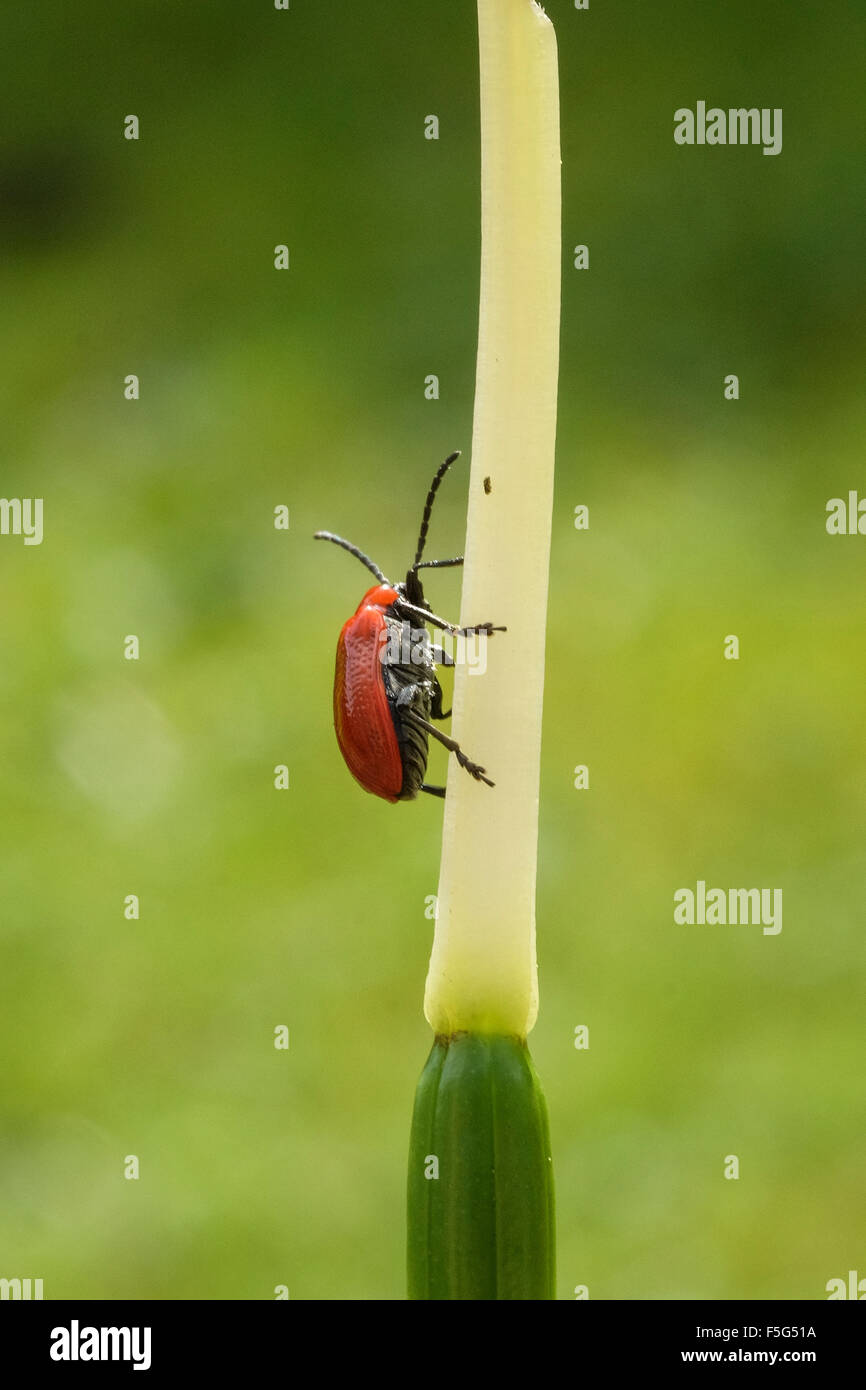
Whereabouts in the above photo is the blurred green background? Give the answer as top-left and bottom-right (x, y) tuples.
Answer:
(1, 0), (864, 1299)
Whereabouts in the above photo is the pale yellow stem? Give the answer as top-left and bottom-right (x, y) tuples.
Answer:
(424, 0), (560, 1037)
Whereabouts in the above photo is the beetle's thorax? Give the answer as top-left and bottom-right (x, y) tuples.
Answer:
(354, 582), (399, 616)
(400, 568), (427, 610)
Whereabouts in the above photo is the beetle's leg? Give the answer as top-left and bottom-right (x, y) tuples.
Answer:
(420, 783), (447, 798)
(430, 648), (454, 719)
(404, 713), (494, 788)
(430, 674), (451, 722)
(393, 683), (423, 708)
(430, 646), (454, 667)
(396, 598), (505, 638)
(394, 677), (451, 720)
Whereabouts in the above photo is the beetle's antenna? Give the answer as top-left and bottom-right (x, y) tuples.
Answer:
(414, 556), (464, 571)
(413, 451), (460, 568)
(314, 532), (389, 584)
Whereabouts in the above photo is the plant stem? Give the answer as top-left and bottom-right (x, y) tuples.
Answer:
(424, 0), (561, 1037)
(408, 1034), (555, 1299)
(407, 0), (561, 1301)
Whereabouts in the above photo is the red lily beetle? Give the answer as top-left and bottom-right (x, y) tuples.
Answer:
(314, 451), (504, 802)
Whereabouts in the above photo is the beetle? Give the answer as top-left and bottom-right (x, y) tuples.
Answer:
(314, 451), (504, 802)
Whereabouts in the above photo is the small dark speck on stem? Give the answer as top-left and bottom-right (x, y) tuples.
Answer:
(483, 476), (492, 494)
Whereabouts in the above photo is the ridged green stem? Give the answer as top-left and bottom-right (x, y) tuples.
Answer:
(408, 1034), (554, 1300)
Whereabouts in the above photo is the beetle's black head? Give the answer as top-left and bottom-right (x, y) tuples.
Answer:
(403, 567), (426, 608)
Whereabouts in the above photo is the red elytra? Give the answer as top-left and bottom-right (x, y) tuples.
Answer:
(315, 453), (504, 802)
(334, 587), (403, 802)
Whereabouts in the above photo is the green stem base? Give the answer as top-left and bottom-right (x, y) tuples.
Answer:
(407, 1032), (555, 1300)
